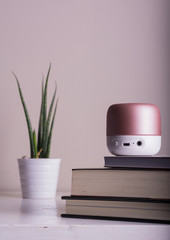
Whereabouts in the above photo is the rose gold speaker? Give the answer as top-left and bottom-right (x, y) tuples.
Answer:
(107, 103), (161, 156)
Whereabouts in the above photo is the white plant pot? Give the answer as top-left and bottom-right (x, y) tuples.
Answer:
(18, 158), (61, 199)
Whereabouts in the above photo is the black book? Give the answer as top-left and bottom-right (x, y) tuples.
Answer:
(104, 156), (170, 169)
(61, 195), (170, 224)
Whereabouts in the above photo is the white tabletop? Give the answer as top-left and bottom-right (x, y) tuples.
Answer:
(0, 192), (169, 240)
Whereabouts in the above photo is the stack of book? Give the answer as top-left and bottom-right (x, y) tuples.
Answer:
(61, 156), (170, 223)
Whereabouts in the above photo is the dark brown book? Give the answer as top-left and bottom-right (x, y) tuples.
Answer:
(104, 156), (170, 169)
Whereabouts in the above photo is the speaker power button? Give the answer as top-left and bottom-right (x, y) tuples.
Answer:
(112, 140), (119, 147)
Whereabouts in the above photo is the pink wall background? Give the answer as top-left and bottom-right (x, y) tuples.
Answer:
(0, 0), (169, 192)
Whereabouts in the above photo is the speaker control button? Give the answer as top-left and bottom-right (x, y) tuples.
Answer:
(112, 140), (119, 147)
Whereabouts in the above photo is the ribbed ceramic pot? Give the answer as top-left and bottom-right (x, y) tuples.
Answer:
(18, 158), (61, 199)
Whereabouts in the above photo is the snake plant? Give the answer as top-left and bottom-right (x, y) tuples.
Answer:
(13, 64), (58, 158)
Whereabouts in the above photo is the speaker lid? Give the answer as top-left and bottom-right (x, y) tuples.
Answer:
(107, 103), (161, 136)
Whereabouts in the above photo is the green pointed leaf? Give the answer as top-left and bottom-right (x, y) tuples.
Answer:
(42, 63), (51, 157)
(37, 77), (44, 152)
(13, 72), (36, 158)
(46, 98), (58, 158)
(33, 130), (37, 158)
(43, 82), (57, 157)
